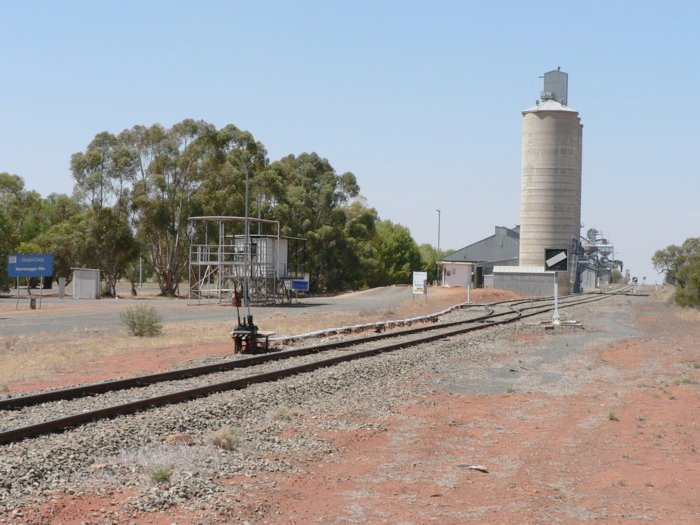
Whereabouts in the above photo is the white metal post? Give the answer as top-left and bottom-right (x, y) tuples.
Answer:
(553, 272), (560, 325)
(436, 209), (441, 286)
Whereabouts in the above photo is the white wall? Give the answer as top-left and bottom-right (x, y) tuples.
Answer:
(443, 263), (474, 287)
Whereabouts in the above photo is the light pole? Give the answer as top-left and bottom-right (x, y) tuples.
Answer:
(436, 209), (441, 286)
(243, 164), (251, 313)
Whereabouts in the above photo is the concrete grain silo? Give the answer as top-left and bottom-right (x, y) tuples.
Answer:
(519, 69), (583, 294)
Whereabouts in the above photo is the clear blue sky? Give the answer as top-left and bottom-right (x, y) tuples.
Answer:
(2, 1), (698, 283)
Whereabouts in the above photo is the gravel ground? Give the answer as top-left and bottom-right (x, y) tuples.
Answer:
(0, 286), (425, 336)
(0, 305), (494, 432)
(0, 294), (628, 522)
(436, 299), (642, 396)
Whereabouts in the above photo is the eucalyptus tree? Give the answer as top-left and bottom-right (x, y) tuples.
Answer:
(0, 174), (24, 263)
(266, 153), (377, 291)
(652, 237), (700, 306)
(0, 172), (60, 244)
(78, 207), (139, 295)
(0, 209), (17, 291)
(193, 124), (269, 217)
(129, 119), (215, 296)
(32, 220), (81, 285)
(368, 220), (422, 287)
(70, 132), (118, 209)
(0, 172), (24, 212)
(652, 237), (700, 286)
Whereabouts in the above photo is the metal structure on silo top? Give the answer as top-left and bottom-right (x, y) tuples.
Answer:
(542, 68), (568, 105)
(519, 69), (583, 295)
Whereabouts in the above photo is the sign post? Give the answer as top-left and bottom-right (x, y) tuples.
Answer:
(413, 271), (428, 303)
(545, 250), (567, 325)
(7, 254), (54, 310)
(467, 270), (474, 304)
(552, 272), (560, 325)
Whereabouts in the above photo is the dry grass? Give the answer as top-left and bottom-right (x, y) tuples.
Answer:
(673, 375), (697, 386)
(209, 427), (239, 450)
(0, 286), (514, 389)
(650, 286), (675, 303)
(271, 407), (299, 421)
(0, 311), (355, 387)
(0, 320), (231, 386)
(676, 307), (700, 322)
(650, 286), (700, 320)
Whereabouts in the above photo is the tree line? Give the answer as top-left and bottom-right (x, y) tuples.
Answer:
(1, 120), (448, 295)
(652, 237), (700, 306)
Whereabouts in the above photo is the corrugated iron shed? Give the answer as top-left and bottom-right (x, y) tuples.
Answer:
(442, 226), (520, 264)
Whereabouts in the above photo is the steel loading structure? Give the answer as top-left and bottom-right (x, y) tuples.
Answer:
(187, 216), (306, 305)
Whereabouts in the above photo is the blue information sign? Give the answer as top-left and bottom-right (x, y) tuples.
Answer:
(291, 279), (309, 292)
(7, 254), (54, 278)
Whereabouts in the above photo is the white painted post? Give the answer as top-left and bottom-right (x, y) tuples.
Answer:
(553, 272), (560, 325)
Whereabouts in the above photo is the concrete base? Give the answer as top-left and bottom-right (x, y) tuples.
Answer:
(493, 266), (558, 297)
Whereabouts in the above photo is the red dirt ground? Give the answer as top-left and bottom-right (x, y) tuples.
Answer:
(15, 292), (699, 524)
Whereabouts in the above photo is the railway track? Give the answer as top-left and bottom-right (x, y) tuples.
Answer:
(0, 288), (638, 445)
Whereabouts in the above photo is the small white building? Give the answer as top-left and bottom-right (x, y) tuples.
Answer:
(72, 268), (101, 299)
(441, 261), (476, 288)
(439, 226), (520, 288)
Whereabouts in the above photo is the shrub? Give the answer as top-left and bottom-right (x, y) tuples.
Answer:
(209, 427), (239, 450)
(150, 466), (172, 483)
(675, 257), (700, 307)
(120, 305), (163, 337)
(272, 407), (298, 421)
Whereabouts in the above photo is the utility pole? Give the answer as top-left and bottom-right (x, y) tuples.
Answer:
(244, 164), (251, 314)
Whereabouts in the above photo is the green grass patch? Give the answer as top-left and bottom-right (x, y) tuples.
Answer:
(150, 466), (172, 483)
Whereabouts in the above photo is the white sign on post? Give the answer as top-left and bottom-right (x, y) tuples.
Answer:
(412, 271), (428, 295)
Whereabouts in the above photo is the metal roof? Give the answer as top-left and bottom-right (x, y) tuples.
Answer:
(522, 99), (578, 114)
(442, 226), (520, 264)
(188, 216), (279, 224)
